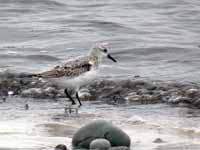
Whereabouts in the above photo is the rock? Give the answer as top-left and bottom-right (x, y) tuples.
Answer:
(21, 86), (59, 98)
(146, 83), (157, 91)
(55, 144), (67, 150)
(127, 92), (161, 104)
(79, 89), (92, 100)
(44, 87), (56, 93)
(90, 138), (111, 150)
(126, 92), (138, 100)
(134, 75), (140, 78)
(192, 99), (200, 108)
(21, 88), (43, 98)
(153, 138), (165, 143)
(44, 86), (59, 98)
(185, 89), (199, 98)
(25, 104), (29, 110)
(8, 91), (14, 96)
(2, 97), (6, 102)
(109, 146), (130, 150)
(72, 120), (131, 149)
(168, 96), (190, 104)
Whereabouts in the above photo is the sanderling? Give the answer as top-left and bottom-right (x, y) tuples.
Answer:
(32, 43), (117, 106)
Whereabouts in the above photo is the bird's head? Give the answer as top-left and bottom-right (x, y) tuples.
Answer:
(88, 43), (117, 63)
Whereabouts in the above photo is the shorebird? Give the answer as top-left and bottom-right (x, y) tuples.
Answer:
(32, 44), (117, 106)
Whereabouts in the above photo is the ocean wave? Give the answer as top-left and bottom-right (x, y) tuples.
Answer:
(0, 0), (65, 7)
(85, 20), (135, 33)
(0, 0), (67, 14)
(25, 54), (60, 61)
(0, 54), (59, 61)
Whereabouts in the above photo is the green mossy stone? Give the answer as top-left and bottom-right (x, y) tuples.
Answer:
(72, 120), (131, 149)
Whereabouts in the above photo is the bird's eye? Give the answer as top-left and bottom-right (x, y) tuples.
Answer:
(103, 49), (107, 53)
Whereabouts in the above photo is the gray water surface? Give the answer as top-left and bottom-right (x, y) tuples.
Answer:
(0, 0), (200, 81)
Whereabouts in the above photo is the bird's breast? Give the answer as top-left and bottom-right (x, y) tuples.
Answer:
(47, 69), (98, 89)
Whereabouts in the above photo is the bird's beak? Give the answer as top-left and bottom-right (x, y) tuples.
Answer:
(107, 54), (117, 62)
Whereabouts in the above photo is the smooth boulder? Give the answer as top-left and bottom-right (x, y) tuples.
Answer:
(72, 120), (131, 149)
(90, 138), (111, 150)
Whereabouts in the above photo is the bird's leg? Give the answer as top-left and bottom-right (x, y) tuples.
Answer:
(64, 88), (76, 105)
(75, 92), (82, 107)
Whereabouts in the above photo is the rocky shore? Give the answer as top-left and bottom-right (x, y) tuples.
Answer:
(0, 72), (200, 108)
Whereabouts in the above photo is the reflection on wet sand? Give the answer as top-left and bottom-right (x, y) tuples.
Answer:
(0, 98), (200, 149)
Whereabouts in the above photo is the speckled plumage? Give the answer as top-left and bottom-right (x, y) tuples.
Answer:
(37, 55), (98, 79)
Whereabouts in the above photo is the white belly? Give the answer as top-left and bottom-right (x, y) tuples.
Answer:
(47, 69), (98, 90)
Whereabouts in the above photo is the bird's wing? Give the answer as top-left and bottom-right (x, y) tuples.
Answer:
(37, 57), (92, 78)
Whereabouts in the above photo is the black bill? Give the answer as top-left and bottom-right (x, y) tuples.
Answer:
(107, 54), (117, 62)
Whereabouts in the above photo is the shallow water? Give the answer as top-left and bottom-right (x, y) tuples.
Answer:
(0, 97), (200, 150)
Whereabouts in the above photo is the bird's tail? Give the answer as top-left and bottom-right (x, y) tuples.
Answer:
(0, 70), (43, 79)
(18, 73), (42, 78)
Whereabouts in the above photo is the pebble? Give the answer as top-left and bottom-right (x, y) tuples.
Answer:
(153, 138), (165, 143)
(25, 104), (29, 110)
(8, 91), (14, 96)
(55, 144), (67, 150)
(186, 89), (199, 98)
(90, 138), (111, 150)
(2, 97), (6, 102)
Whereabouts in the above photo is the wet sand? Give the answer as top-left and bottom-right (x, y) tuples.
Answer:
(0, 97), (200, 150)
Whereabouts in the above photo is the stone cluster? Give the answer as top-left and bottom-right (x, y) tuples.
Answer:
(1, 72), (200, 108)
(72, 120), (131, 150)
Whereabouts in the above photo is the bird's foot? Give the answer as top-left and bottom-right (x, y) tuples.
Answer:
(64, 104), (79, 115)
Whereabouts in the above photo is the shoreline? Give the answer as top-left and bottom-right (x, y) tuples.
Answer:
(1, 97), (200, 150)
(0, 72), (200, 109)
